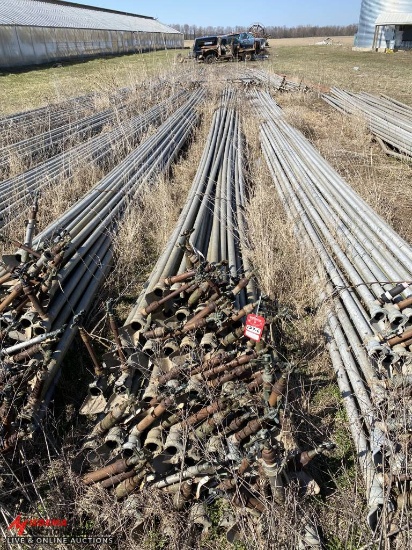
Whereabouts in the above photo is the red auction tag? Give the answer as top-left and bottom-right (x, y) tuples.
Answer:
(244, 314), (266, 342)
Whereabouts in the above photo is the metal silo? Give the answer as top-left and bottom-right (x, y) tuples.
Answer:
(356, 0), (412, 48)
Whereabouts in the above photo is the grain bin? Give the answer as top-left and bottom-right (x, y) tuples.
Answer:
(355, 0), (412, 49)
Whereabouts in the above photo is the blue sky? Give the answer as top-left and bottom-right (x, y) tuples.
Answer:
(72, 1), (362, 27)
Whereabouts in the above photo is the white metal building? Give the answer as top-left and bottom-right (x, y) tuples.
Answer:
(0, 0), (183, 69)
(355, 0), (412, 50)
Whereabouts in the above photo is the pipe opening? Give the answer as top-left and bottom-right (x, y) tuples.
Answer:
(122, 448), (134, 458)
(201, 344), (213, 354)
(19, 317), (33, 329)
(176, 311), (189, 322)
(372, 312), (386, 322)
(86, 450), (101, 464)
(89, 386), (103, 397)
(145, 442), (160, 452)
(164, 445), (178, 455)
(131, 320), (143, 332)
(105, 439), (119, 450)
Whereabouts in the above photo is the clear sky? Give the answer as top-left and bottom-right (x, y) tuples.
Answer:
(71, 1), (362, 28)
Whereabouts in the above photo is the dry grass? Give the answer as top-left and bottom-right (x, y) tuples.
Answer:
(0, 49), (186, 116)
(269, 35), (355, 47)
(275, 91), (412, 242)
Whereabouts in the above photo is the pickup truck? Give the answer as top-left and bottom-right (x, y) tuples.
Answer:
(191, 32), (266, 63)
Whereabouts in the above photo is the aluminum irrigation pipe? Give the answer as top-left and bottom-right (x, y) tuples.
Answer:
(124, 89), (235, 320)
(323, 88), (412, 159)
(252, 89), (411, 531)
(0, 84), (149, 152)
(265, 124), (386, 528)
(125, 89), (255, 332)
(254, 90), (412, 282)
(0, 91), (100, 145)
(64, 92), (333, 547)
(32, 88), (202, 283)
(0, 88), (205, 448)
(0, 90), (189, 227)
(0, 97), (136, 180)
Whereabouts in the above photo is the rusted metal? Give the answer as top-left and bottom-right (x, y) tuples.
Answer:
(207, 363), (253, 388)
(268, 372), (287, 407)
(91, 400), (130, 437)
(142, 282), (198, 316)
(164, 270), (196, 286)
(23, 282), (48, 321)
(79, 327), (104, 377)
(99, 469), (136, 489)
(182, 398), (227, 428)
(83, 459), (130, 485)
(388, 328), (412, 347)
(106, 300), (127, 370)
(201, 350), (261, 380)
(135, 397), (174, 433)
(234, 417), (264, 443)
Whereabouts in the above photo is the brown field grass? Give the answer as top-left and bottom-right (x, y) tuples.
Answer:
(269, 35), (355, 47)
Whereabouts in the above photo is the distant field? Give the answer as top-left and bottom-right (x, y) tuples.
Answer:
(266, 36), (412, 102)
(269, 35), (355, 47)
(184, 35), (355, 49)
(1, 35), (412, 115)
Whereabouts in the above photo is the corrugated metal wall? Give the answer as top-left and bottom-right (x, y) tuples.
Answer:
(356, 0), (412, 48)
(0, 0), (183, 68)
(0, 26), (183, 68)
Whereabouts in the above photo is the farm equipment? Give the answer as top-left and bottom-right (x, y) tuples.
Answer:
(191, 32), (268, 63)
(248, 23), (270, 47)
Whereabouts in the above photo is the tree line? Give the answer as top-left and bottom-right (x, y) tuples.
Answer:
(169, 23), (358, 40)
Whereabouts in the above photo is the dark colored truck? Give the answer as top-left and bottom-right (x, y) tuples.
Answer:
(191, 32), (266, 63)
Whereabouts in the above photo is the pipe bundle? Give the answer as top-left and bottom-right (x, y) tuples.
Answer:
(0, 93), (140, 180)
(323, 88), (412, 160)
(252, 89), (412, 532)
(226, 67), (304, 92)
(0, 88), (204, 452)
(76, 92), (332, 546)
(0, 90), (100, 146)
(0, 89), (188, 226)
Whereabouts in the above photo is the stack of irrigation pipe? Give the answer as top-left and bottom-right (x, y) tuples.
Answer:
(244, 68), (306, 92)
(251, 89), (412, 534)
(323, 89), (412, 161)
(0, 89), (190, 228)
(0, 86), (204, 453)
(0, 90), (100, 147)
(226, 67), (305, 92)
(0, 90), (147, 180)
(74, 90), (333, 547)
(0, 84), (148, 150)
